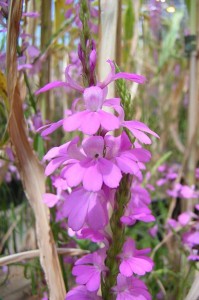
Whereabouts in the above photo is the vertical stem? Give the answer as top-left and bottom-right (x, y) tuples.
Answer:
(116, 0), (122, 66)
(79, 0), (96, 86)
(185, 0), (198, 210)
(40, 0), (52, 121)
(98, 0), (119, 97)
(101, 175), (132, 299)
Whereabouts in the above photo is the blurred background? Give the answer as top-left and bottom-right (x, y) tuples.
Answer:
(0, 0), (199, 299)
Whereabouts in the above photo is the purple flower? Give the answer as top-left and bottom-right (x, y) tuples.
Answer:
(183, 227), (199, 248)
(105, 132), (151, 179)
(63, 87), (120, 134)
(130, 185), (151, 207)
(72, 249), (107, 291)
(148, 225), (158, 238)
(22, 12), (40, 18)
(41, 292), (48, 300)
(43, 193), (60, 207)
(48, 136), (122, 191)
(112, 274), (152, 300)
(121, 200), (155, 226)
(37, 119), (64, 137)
(119, 238), (154, 277)
(43, 139), (73, 176)
(178, 212), (197, 226)
(122, 120), (159, 144)
(35, 60), (145, 96)
(66, 285), (102, 300)
(61, 187), (108, 231)
(77, 228), (108, 244)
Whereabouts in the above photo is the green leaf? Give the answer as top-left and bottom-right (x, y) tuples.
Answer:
(185, 0), (191, 14)
(33, 134), (45, 160)
(150, 151), (172, 177)
(159, 11), (183, 69)
(124, 0), (134, 40)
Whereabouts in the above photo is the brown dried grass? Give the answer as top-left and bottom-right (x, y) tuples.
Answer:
(6, 1), (66, 299)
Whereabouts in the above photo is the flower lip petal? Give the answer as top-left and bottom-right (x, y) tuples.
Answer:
(65, 64), (84, 92)
(82, 136), (104, 158)
(35, 81), (69, 95)
(83, 86), (104, 111)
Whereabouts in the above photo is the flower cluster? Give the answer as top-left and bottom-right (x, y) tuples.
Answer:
(36, 15), (158, 292)
(156, 163), (199, 199)
(154, 163), (199, 262)
(36, 43), (158, 298)
(65, 0), (99, 34)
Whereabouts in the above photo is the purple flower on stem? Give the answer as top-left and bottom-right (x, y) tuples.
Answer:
(72, 248), (107, 291)
(63, 86), (120, 134)
(35, 60), (145, 96)
(123, 120), (159, 145)
(61, 187), (108, 231)
(130, 185), (151, 207)
(105, 132), (151, 179)
(121, 200), (155, 226)
(65, 285), (102, 300)
(53, 136), (122, 191)
(119, 238), (154, 277)
(112, 274), (152, 300)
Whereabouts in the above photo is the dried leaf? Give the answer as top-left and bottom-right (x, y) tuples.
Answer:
(6, 1), (66, 299)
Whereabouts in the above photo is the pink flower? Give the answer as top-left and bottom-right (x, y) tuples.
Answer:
(63, 87), (120, 134)
(23, 12), (40, 18)
(121, 201), (155, 226)
(35, 60), (145, 95)
(183, 228), (199, 248)
(148, 225), (158, 238)
(105, 132), (151, 179)
(60, 187), (108, 231)
(166, 218), (179, 230)
(65, 285), (102, 300)
(60, 136), (122, 191)
(77, 228), (108, 244)
(43, 139), (73, 176)
(72, 249), (107, 291)
(37, 119), (63, 137)
(130, 185), (151, 207)
(123, 120), (159, 144)
(119, 238), (153, 277)
(41, 292), (48, 300)
(112, 274), (152, 300)
(43, 193), (60, 207)
(178, 212), (197, 226)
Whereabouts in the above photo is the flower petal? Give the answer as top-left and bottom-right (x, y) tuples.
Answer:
(83, 164), (103, 191)
(80, 112), (101, 135)
(98, 110), (120, 131)
(82, 136), (104, 158)
(35, 81), (68, 95)
(98, 158), (122, 188)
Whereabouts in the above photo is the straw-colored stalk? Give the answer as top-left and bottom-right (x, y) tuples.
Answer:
(40, 0), (52, 121)
(6, 1), (66, 299)
(98, 0), (119, 97)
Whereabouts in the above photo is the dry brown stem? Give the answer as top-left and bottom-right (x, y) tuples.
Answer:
(6, 1), (66, 299)
(0, 248), (89, 267)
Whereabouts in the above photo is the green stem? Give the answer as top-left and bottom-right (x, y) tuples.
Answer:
(101, 175), (132, 299)
(79, 0), (96, 86)
(23, 71), (37, 113)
